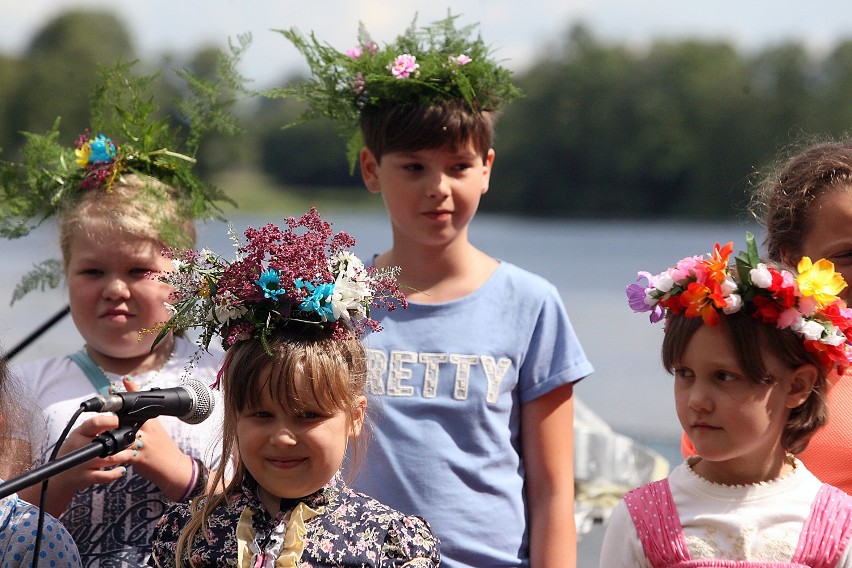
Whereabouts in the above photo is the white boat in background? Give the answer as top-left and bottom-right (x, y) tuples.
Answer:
(574, 396), (670, 538)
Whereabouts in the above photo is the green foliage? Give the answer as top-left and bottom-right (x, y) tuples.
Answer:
(11, 259), (64, 305)
(490, 24), (849, 219)
(0, 39), (251, 240)
(10, 10), (135, 144)
(0, 119), (72, 237)
(176, 34), (252, 154)
(27, 10), (132, 56)
(4, 10), (852, 219)
(260, 119), (356, 187)
(267, 13), (523, 169)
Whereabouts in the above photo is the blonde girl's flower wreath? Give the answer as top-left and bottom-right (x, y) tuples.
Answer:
(626, 233), (852, 374)
(153, 208), (407, 357)
(0, 44), (249, 301)
(0, 42), (250, 242)
(267, 13), (523, 169)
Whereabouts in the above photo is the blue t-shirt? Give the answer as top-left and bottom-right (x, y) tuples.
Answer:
(354, 261), (594, 567)
(0, 488), (81, 568)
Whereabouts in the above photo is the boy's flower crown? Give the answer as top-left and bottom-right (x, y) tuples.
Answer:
(626, 233), (852, 373)
(268, 13), (523, 169)
(0, 43), (249, 241)
(154, 208), (407, 353)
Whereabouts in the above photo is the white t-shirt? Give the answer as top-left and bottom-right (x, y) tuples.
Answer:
(601, 457), (852, 567)
(12, 336), (224, 567)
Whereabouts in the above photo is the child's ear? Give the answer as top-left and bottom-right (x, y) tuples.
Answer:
(785, 364), (819, 409)
(360, 148), (381, 194)
(349, 396), (368, 438)
(481, 149), (495, 195)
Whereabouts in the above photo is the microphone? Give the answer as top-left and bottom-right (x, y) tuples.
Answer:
(80, 380), (215, 424)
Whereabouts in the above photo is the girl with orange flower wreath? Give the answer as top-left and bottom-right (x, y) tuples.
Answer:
(602, 234), (852, 566)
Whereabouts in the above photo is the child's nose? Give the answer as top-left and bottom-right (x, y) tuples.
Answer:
(426, 173), (452, 198)
(103, 276), (131, 299)
(271, 425), (298, 445)
(687, 381), (714, 413)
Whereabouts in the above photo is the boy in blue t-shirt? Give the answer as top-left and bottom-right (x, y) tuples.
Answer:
(274, 15), (594, 567)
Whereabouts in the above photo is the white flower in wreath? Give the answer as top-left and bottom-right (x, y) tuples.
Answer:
(720, 276), (738, 296)
(792, 318), (827, 341)
(722, 293), (743, 314)
(822, 327), (849, 347)
(331, 275), (370, 322)
(750, 263), (774, 288)
(654, 271), (675, 293)
(207, 291), (248, 324)
(327, 253), (370, 321)
(332, 251), (365, 276)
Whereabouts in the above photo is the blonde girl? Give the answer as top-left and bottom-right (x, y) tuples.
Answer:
(149, 209), (439, 567)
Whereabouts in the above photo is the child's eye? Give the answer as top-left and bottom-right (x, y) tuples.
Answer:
(831, 250), (852, 264)
(716, 371), (741, 383)
(295, 409), (329, 421)
(130, 268), (156, 277)
(244, 409), (272, 418)
(403, 163), (424, 172)
(79, 268), (103, 277)
(671, 366), (694, 379)
(452, 162), (473, 172)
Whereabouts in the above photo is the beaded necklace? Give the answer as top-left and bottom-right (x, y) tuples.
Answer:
(88, 339), (178, 392)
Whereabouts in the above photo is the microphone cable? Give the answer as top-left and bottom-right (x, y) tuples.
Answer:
(31, 405), (85, 568)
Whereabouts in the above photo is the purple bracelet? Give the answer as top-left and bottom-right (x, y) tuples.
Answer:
(179, 457), (198, 502)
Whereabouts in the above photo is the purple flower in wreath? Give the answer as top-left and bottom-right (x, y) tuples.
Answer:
(224, 322), (254, 349)
(626, 271), (665, 323)
(351, 73), (366, 95)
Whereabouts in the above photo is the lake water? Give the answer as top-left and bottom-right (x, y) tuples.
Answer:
(1, 210), (761, 446)
(0, 211), (763, 565)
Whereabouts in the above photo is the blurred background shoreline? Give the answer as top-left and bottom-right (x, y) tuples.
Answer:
(1, 212), (762, 447)
(1, 2), (852, 223)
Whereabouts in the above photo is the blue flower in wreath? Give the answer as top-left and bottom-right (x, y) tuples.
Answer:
(88, 134), (117, 163)
(255, 268), (286, 300)
(295, 279), (335, 321)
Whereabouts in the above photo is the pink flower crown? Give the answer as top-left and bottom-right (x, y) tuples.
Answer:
(626, 233), (852, 374)
(153, 208), (407, 353)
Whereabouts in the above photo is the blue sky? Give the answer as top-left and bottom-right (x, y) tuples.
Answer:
(3, 0), (852, 87)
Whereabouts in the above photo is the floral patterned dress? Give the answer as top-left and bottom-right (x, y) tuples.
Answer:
(150, 473), (440, 567)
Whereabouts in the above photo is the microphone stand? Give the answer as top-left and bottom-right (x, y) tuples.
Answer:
(0, 304), (71, 362)
(0, 424), (139, 499)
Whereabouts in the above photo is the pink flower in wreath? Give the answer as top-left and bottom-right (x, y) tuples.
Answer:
(387, 54), (419, 78)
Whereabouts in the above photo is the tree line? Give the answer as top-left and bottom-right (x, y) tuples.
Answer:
(2, 10), (851, 219)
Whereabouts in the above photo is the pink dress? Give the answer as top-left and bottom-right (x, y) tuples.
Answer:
(624, 479), (852, 567)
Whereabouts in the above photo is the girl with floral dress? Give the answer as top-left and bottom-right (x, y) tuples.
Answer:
(601, 234), (852, 567)
(149, 209), (440, 567)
